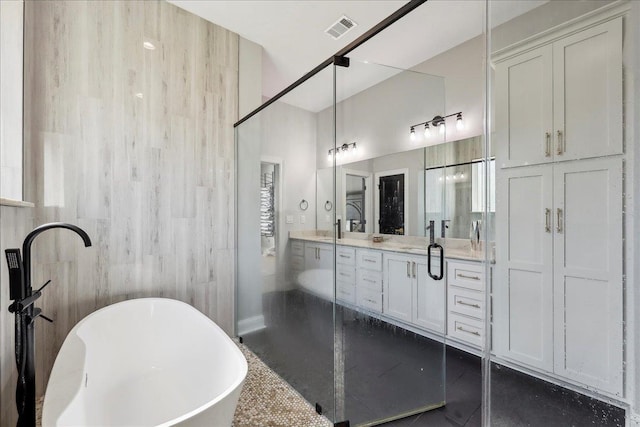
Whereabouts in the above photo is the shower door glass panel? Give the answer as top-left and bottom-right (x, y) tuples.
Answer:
(489, 0), (631, 425)
(332, 58), (447, 426)
(236, 64), (337, 421)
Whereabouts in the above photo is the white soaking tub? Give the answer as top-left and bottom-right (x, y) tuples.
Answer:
(42, 298), (247, 427)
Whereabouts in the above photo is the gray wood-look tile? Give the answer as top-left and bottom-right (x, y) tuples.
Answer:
(1, 1), (239, 423)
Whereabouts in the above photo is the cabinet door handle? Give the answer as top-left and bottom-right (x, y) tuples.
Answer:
(545, 208), (551, 233)
(457, 300), (481, 309)
(557, 130), (563, 155)
(545, 132), (551, 157)
(556, 208), (563, 233)
(412, 261), (417, 278)
(457, 326), (481, 336)
(406, 261), (410, 278)
(457, 273), (480, 281)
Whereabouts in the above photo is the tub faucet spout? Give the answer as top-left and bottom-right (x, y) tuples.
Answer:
(12, 222), (92, 427)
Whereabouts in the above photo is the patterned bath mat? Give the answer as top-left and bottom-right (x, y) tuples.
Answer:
(35, 343), (331, 427)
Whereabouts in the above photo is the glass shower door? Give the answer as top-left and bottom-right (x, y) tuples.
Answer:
(236, 64), (338, 422)
(332, 59), (447, 426)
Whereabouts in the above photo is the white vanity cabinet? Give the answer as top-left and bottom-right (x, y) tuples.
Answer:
(383, 252), (445, 334)
(304, 242), (333, 271)
(336, 246), (356, 305)
(356, 249), (383, 313)
(495, 17), (622, 168)
(290, 240), (305, 284)
(496, 157), (623, 395)
(446, 261), (486, 349)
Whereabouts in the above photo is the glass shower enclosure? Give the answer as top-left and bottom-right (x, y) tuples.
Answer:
(236, 56), (451, 425)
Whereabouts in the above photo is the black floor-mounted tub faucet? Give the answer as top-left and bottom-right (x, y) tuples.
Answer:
(5, 222), (91, 427)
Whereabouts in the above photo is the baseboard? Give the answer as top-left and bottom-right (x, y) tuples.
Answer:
(237, 315), (266, 336)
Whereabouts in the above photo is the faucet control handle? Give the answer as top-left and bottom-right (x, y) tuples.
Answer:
(27, 307), (54, 325)
(35, 279), (52, 294)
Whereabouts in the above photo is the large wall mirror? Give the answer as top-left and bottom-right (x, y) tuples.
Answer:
(316, 135), (495, 241)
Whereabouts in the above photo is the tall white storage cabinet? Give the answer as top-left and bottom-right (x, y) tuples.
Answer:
(494, 14), (624, 398)
(496, 17), (622, 168)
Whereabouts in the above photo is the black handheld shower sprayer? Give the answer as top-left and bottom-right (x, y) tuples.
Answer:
(5, 222), (92, 427)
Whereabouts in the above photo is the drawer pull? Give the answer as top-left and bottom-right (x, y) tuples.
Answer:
(457, 300), (481, 309)
(339, 272), (350, 277)
(457, 273), (481, 281)
(363, 278), (376, 283)
(457, 326), (480, 336)
(364, 298), (377, 304)
(364, 258), (376, 263)
(339, 254), (350, 258)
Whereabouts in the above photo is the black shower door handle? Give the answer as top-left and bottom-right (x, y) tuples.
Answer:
(427, 243), (444, 280)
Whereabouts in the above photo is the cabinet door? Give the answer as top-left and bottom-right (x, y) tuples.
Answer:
(317, 244), (334, 271)
(414, 259), (445, 333)
(304, 244), (318, 270)
(553, 158), (623, 395)
(495, 44), (553, 168)
(383, 253), (413, 323)
(553, 17), (622, 161)
(495, 165), (554, 371)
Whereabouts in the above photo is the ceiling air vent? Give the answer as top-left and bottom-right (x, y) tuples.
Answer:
(325, 15), (357, 40)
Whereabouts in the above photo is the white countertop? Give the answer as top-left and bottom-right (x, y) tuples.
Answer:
(289, 231), (493, 263)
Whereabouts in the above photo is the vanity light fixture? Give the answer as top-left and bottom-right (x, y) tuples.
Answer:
(328, 142), (357, 161)
(409, 112), (463, 140)
(143, 41), (156, 50)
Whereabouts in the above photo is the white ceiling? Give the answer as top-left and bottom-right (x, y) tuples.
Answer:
(169, 0), (548, 113)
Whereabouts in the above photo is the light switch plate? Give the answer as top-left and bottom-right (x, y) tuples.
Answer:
(286, 215), (294, 224)
(300, 215), (306, 224)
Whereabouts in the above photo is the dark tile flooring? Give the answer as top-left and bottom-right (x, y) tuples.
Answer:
(242, 291), (625, 427)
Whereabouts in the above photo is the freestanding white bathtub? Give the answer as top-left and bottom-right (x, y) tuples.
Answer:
(42, 298), (247, 427)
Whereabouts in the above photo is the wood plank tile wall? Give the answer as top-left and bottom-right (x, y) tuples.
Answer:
(1, 1), (239, 423)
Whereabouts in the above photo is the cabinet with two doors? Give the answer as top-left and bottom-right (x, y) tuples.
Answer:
(494, 15), (624, 397)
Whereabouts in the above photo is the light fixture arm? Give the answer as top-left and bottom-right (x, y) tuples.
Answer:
(409, 111), (462, 129)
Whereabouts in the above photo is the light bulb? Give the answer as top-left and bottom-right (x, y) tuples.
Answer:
(424, 124), (430, 138)
(410, 127), (416, 141)
(143, 41), (156, 50)
(456, 113), (464, 130)
(439, 122), (445, 135)
(352, 143), (357, 153)
(328, 151), (332, 161)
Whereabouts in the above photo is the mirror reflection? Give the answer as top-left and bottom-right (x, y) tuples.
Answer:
(316, 135), (495, 241)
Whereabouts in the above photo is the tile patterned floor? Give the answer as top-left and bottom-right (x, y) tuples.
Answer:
(35, 342), (332, 427)
(233, 342), (332, 427)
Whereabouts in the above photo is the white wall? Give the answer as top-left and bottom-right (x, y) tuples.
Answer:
(412, 35), (484, 142)
(236, 100), (317, 334)
(316, 70), (446, 170)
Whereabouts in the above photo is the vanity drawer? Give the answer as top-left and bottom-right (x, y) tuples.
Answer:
(447, 261), (485, 292)
(290, 255), (304, 271)
(357, 269), (383, 292)
(337, 247), (356, 266)
(291, 240), (304, 257)
(357, 288), (382, 313)
(448, 312), (484, 348)
(337, 281), (356, 305)
(448, 287), (484, 319)
(337, 264), (356, 284)
(357, 249), (383, 271)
